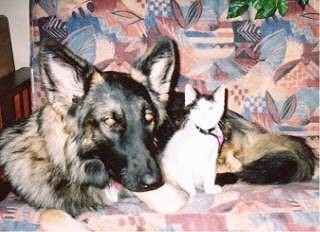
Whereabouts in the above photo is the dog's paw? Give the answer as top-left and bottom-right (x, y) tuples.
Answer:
(133, 182), (188, 214)
(39, 209), (89, 232)
(83, 159), (109, 188)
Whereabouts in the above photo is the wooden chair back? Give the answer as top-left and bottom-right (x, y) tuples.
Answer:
(0, 15), (15, 78)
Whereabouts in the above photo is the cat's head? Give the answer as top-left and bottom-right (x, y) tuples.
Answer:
(184, 84), (226, 130)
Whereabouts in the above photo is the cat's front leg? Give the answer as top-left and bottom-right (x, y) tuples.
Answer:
(202, 165), (222, 194)
(177, 175), (197, 196)
(163, 158), (196, 196)
(204, 183), (222, 194)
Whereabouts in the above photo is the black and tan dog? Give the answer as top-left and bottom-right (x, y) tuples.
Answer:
(0, 37), (315, 231)
(0, 37), (188, 219)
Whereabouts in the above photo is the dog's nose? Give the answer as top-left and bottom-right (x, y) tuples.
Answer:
(141, 174), (163, 189)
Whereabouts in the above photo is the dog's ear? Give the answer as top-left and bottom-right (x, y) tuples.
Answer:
(39, 38), (94, 113)
(184, 84), (198, 107)
(131, 37), (176, 123)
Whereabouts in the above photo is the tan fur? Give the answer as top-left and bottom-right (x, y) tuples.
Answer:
(217, 111), (315, 176)
(39, 209), (89, 232)
(130, 67), (148, 85)
(217, 132), (299, 173)
(91, 72), (105, 85)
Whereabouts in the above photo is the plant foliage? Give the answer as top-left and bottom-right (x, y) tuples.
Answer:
(227, 0), (309, 19)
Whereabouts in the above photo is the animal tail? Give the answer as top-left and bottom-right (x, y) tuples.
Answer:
(216, 150), (315, 186)
(237, 151), (315, 184)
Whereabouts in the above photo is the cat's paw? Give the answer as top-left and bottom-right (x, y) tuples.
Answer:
(205, 185), (222, 194)
(133, 182), (189, 214)
(184, 187), (197, 196)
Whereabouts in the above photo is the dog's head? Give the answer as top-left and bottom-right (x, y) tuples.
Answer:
(40, 37), (176, 192)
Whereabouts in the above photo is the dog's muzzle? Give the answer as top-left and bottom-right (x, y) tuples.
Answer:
(138, 173), (163, 191)
(119, 169), (164, 192)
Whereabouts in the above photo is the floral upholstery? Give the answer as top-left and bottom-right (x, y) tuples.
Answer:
(30, 0), (319, 152)
(1, 0), (319, 231)
(0, 178), (319, 231)
(30, 1), (319, 139)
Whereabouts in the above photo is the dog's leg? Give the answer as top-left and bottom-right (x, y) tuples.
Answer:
(133, 182), (188, 214)
(39, 209), (89, 232)
(81, 159), (110, 188)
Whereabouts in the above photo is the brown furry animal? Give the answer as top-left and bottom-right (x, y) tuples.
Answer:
(216, 110), (315, 185)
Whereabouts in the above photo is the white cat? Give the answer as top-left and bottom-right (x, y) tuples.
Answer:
(161, 84), (225, 195)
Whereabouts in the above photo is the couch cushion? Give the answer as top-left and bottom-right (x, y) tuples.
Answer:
(0, 176), (319, 231)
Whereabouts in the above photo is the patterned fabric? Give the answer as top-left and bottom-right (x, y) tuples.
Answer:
(1, 0), (315, 231)
(0, 178), (319, 231)
(30, 1), (319, 149)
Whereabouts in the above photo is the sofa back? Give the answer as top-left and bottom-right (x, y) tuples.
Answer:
(30, 1), (319, 148)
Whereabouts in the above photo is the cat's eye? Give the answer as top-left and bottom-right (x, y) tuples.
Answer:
(104, 116), (117, 127)
(144, 110), (154, 123)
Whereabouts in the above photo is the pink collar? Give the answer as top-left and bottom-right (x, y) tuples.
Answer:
(195, 125), (224, 146)
(215, 127), (224, 146)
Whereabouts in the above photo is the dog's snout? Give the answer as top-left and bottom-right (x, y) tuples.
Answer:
(140, 173), (162, 189)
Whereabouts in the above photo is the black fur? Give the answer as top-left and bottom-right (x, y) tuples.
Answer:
(216, 151), (314, 186)
(83, 159), (109, 188)
(237, 153), (299, 184)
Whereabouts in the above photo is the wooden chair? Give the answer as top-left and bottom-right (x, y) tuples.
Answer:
(0, 15), (31, 129)
(0, 15), (32, 199)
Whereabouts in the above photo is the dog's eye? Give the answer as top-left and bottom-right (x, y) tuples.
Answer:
(144, 110), (154, 123)
(104, 117), (117, 127)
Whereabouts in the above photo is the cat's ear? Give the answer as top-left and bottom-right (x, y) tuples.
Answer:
(214, 85), (226, 103)
(184, 84), (198, 106)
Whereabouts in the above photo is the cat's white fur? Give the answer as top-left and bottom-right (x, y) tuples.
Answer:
(161, 84), (225, 195)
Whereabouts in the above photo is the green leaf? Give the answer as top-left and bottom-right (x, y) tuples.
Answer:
(255, 0), (277, 19)
(227, 0), (249, 18)
(251, 0), (263, 10)
(278, 0), (289, 16)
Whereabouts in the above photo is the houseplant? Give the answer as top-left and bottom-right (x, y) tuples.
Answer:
(227, 0), (309, 19)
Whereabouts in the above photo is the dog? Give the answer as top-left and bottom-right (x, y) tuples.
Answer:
(38, 89), (316, 231)
(0, 36), (315, 230)
(0, 36), (189, 220)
